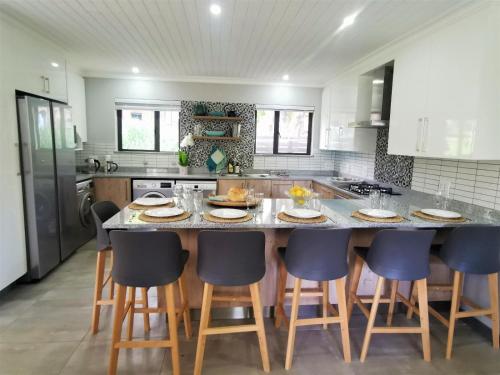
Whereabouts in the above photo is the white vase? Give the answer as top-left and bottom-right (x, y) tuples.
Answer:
(179, 166), (188, 175)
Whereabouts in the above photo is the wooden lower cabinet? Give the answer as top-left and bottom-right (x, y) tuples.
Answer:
(217, 179), (247, 195)
(217, 179), (272, 197)
(94, 177), (131, 208)
(312, 181), (352, 199)
(247, 180), (272, 198)
(271, 181), (293, 198)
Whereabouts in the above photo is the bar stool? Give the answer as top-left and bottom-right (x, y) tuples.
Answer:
(108, 230), (191, 375)
(194, 231), (270, 375)
(406, 225), (500, 359)
(347, 229), (436, 362)
(275, 228), (352, 370)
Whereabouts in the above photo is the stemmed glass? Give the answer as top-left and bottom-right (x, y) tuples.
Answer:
(173, 184), (183, 207)
(246, 188), (255, 211)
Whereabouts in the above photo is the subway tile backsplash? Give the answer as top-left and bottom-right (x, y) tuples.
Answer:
(412, 158), (500, 210)
(77, 142), (337, 172)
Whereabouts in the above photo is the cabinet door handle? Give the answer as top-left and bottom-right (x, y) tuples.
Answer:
(45, 77), (50, 93)
(422, 117), (429, 152)
(416, 118), (423, 152)
(41, 76), (47, 92)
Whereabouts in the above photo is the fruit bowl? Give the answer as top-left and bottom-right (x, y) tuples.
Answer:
(286, 185), (312, 208)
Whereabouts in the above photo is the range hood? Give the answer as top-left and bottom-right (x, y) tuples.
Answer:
(349, 61), (394, 128)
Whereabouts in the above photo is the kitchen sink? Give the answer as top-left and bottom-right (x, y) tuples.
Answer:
(243, 173), (271, 178)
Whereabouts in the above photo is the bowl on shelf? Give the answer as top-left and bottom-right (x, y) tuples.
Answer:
(204, 130), (226, 137)
(208, 111), (225, 117)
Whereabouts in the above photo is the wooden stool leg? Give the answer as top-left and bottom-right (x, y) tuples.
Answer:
(387, 280), (399, 326)
(488, 273), (499, 349)
(166, 283), (180, 375)
(178, 271), (192, 339)
(336, 276), (351, 363)
(275, 260), (287, 328)
(446, 271), (463, 360)
(322, 281), (329, 330)
(141, 288), (150, 332)
(360, 276), (384, 362)
(347, 255), (364, 320)
(417, 279), (431, 362)
(285, 278), (302, 370)
(108, 284), (126, 375)
(194, 283), (214, 375)
(91, 251), (106, 334)
(109, 251), (115, 299)
(127, 287), (136, 340)
(250, 283), (271, 372)
(406, 281), (417, 319)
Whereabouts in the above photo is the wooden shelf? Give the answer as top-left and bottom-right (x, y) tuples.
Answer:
(193, 136), (241, 141)
(193, 115), (242, 121)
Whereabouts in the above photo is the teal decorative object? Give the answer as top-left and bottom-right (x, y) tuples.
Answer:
(206, 145), (227, 173)
(208, 111), (225, 117)
(205, 130), (226, 137)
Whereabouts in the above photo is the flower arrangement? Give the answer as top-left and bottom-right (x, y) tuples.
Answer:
(287, 185), (312, 207)
(178, 133), (194, 174)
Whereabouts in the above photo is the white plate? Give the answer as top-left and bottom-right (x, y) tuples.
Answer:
(283, 208), (322, 219)
(359, 208), (398, 218)
(210, 208), (247, 219)
(134, 197), (172, 206)
(144, 207), (184, 218)
(421, 208), (462, 219)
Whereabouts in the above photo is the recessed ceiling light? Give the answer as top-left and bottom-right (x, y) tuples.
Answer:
(210, 4), (221, 15)
(373, 79), (384, 84)
(51, 62), (59, 68)
(132, 66), (140, 74)
(282, 74), (290, 81)
(339, 13), (357, 30)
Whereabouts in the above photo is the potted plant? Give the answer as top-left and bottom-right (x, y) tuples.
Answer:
(178, 133), (194, 175)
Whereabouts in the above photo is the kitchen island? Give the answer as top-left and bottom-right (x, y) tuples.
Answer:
(103, 193), (500, 308)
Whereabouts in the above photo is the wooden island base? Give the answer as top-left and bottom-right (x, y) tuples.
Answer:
(160, 228), (454, 309)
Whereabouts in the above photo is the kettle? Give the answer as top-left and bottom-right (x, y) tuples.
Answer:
(86, 157), (100, 173)
(105, 161), (119, 174)
(225, 104), (238, 117)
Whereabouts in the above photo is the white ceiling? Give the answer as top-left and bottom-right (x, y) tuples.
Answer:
(0, 0), (474, 86)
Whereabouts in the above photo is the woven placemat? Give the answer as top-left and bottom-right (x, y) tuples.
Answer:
(351, 210), (405, 223)
(202, 212), (253, 223)
(412, 211), (466, 223)
(277, 211), (328, 224)
(208, 199), (259, 208)
(138, 211), (191, 223)
(128, 202), (175, 210)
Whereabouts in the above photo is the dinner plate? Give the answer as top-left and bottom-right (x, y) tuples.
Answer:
(421, 208), (462, 219)
(283, 208), (322, 219)
(144, 207), (184, 218)
(359, 208), (398, 218)
(209, 208), (247, 219)
(134, 197), (172, 206)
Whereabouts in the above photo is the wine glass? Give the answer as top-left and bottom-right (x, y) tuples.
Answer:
(173, 184), (183, 207)
(246, 188), (255, 211)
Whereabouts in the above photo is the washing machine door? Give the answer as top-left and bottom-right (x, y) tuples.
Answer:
(79, 191), (95, 228)
(141, 191), (170, 199)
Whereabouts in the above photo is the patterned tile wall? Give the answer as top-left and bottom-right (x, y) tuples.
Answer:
(412, 158), (500, 210)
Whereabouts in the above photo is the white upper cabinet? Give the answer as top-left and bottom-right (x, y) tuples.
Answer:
(320, 75), (377, 153)
(388, 4), (500, 159)
(67, 69), (88, 146)
(1, 14), (67, 102)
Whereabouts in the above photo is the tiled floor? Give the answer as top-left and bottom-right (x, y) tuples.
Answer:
(0, 240), (499, 374)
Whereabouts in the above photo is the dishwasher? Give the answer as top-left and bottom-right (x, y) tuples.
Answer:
(175, 179), (217, 197)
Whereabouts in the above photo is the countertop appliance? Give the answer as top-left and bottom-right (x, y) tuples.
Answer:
(132, 179), (175, 199)
(17, 93), (80, 279)
(75, 179), (96, 246)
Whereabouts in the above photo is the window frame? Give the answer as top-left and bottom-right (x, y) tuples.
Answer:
(255, 109), (313, 156)
(116, 108), (178, 152)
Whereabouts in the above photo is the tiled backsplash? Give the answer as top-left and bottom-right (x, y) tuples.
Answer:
(331, 151), (375, 180)
(76, 142), (336, 172)
(412, 158), (500, 210)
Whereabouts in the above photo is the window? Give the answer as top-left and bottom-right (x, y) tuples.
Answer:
(255, 107), (313, 155)
(116, 100), (180, 152)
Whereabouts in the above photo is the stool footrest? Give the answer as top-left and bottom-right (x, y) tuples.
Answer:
(371, 327), (424, 334)
(96, 299), (114, 306)
(114, 339), (172, 349)
(456, 309), (493, 319)
(212, 294), (252, 303)
(285, 287), (323, 298)
(203, 324), (258, 336)
(295, 316), (342, 327)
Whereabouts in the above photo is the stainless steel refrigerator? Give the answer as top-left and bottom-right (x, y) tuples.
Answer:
(17, 93), (80, 279)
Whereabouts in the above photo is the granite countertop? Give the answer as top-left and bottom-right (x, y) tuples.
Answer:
(103, 192), (500, 230)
